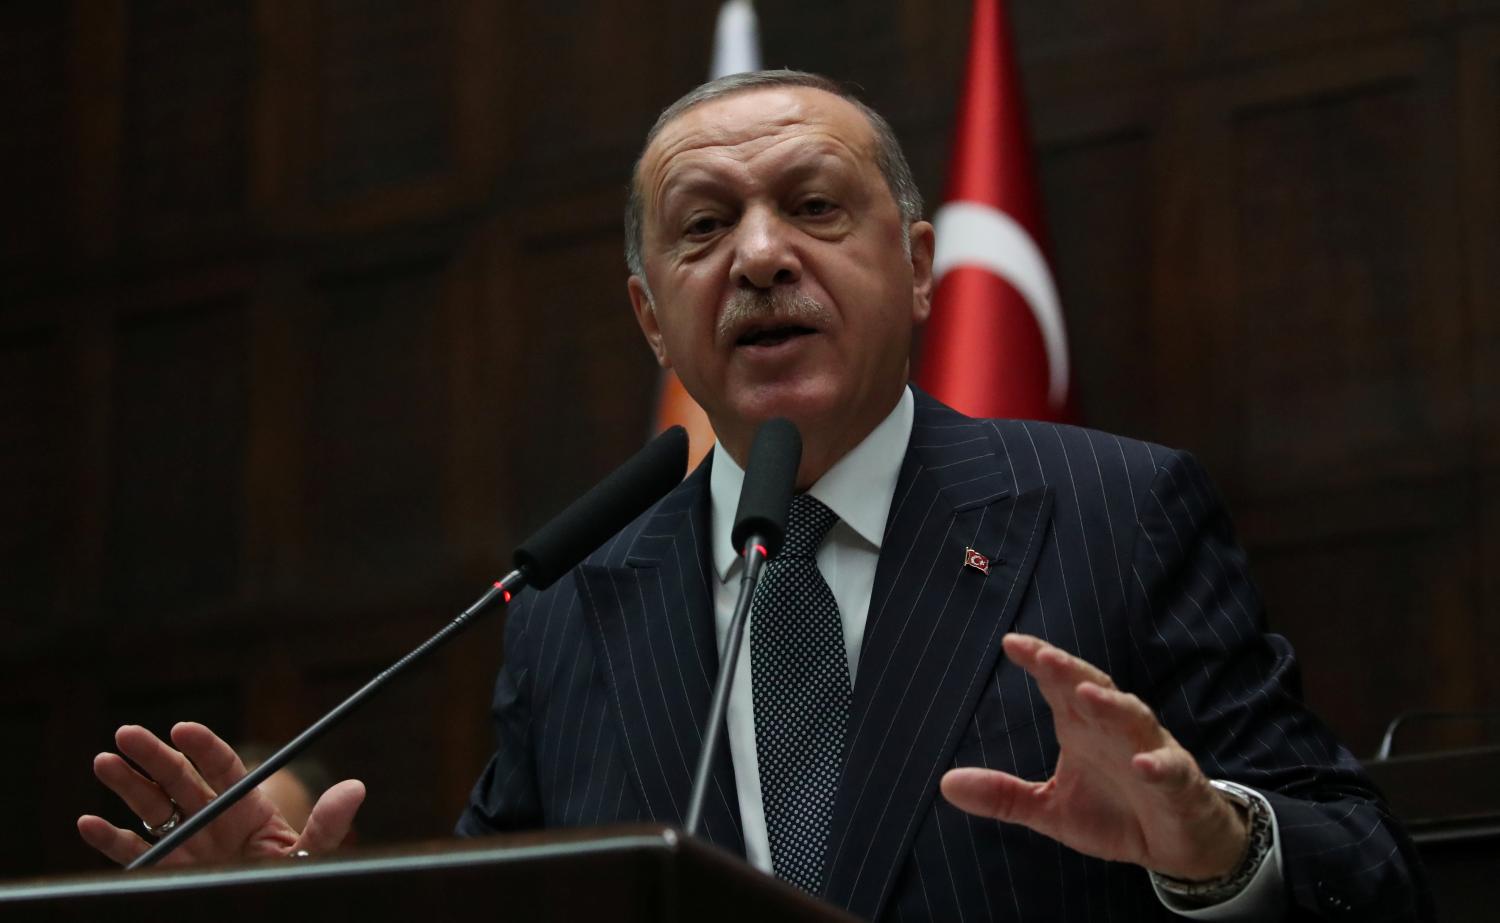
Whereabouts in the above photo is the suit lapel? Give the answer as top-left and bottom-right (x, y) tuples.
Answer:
(823, 396), (1054, 920)
(575, 461), (745, 855)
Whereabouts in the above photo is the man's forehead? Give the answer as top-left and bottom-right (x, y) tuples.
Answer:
(640, 87), (878, 185)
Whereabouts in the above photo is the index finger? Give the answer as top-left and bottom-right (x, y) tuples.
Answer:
(115, 725), (217, 814)
(169, 722), (250, 795)
(1002, 633), (1115, 699)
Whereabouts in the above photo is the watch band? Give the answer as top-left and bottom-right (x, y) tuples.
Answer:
(1150, 780), (1274, 906)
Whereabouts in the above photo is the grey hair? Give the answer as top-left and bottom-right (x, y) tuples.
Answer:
(623, 69), (924, 279)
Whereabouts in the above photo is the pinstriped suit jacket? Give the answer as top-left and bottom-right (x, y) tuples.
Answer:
(458, 391), (1426, 922)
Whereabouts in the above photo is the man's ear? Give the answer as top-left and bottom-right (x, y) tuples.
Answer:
(628, 275), (672, 368)
(908, 220), (937, 325)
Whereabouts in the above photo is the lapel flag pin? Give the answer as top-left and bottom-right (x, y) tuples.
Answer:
(964, 547), (991, 575)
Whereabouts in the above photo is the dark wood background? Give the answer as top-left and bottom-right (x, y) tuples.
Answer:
(2, 0), (1496, 880)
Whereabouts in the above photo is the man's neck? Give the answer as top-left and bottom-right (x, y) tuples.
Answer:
(714, 385), (910, 489)
(708, 386), (915, 581)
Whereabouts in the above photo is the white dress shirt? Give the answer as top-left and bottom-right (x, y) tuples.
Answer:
(705, 386), (1283, 919)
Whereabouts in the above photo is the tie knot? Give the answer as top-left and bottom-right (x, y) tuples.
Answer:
(780, 494), (838, 559)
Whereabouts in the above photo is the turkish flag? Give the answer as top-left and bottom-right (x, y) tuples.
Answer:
(916, 0), (1074, 423)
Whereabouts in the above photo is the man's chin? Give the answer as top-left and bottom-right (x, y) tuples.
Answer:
(725, 380), (841, 431)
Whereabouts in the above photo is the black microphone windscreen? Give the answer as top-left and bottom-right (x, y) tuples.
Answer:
(514, 425), (689, 589)
(730, 418), (802, 557)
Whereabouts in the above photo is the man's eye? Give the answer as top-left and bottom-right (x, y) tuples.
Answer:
(799, 198), (836, 217)
(686, 216), (723, 236)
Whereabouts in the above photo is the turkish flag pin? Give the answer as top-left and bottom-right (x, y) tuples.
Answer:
(964, 547), (990, 575)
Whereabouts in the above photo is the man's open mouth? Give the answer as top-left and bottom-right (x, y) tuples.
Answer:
(736, 325), (816, 347)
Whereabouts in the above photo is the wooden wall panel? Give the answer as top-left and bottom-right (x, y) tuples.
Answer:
(0, 2), (69, 273)
(514, 2), (688, 152)
(1482, 473), (1500, 727)
(301, 258), (454, 599)
(1196, 0), (1446, 62)
(253, 0), (507, 235)
(0, 707), (50, 878)
(0, 330), (66, 638)
(761, 0), (909, 96)
(436, 221), (523, 577)
(1040, 133), (1160, 440)
(103, 683), (245, 754)
(1011, 0), (1166, 53)
(1256, 521), (1477, 756)
(1462, 26), (1500, 466)
(59, 313), (117, 633)
(1465, 28), (1500, 746)
(506, 196), (661, 540)
(310, 0), (454, 205)
(1229, 59), (1465, 498)
(121, 0), (251, 253)
(105, 299), (249, 623)
(240, 269), (313, 603)
(66, 0), (128, 265)
(1247, 479), (1483, 753)
(1188, 40), (1479, 753)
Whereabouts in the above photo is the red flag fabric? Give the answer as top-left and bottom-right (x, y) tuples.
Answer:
(916, 0), (1075, 423)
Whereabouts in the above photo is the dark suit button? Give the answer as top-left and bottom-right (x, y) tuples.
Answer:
(1315, 881), (1351, 914)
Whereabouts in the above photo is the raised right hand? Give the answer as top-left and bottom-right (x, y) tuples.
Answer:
(77, 722), (365, 868)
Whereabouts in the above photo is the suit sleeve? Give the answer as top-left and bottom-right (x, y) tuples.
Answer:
(1125, 448), (1430, 921)
(455, 593), (544, 836)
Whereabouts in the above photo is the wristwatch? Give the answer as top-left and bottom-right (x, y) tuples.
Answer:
(1150, 780), (1275, 906)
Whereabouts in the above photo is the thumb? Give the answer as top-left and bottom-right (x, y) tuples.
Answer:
(940, 767), (1049, 827)
(293, 779), (366, 854)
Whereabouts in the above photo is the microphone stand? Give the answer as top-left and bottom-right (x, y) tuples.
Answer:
(129, 568), (528, 869)
(682, 540), (769, 837)
(125, 424), (690, 869)
(681, 417), (798, 838)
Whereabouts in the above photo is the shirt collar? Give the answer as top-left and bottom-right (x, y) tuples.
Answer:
(709, 386), (915, 583)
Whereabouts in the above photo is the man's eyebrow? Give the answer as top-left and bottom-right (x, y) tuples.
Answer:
(776, 153), (852, 184)
(655, 173), (736, 218)
(660, 171), (734, 199)
(651, 138), (866, 222)
(662, 147), (854, 195)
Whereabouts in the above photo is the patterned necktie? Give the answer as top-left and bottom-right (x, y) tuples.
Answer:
(751, 493), (851, 895)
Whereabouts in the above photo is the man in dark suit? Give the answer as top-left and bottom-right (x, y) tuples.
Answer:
(456, 70), (1425, 920)
(81, 70), (1425, 920)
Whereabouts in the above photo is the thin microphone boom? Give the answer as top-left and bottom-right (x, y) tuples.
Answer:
(129, 426), (689, 869)
(130, 572), (522, 870)
(684, 418), (800, 837)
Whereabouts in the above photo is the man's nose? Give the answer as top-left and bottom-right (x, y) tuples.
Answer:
(730, 208), (802, 289)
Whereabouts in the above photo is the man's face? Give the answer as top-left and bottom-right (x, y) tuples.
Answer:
(628, 87), (934, 465)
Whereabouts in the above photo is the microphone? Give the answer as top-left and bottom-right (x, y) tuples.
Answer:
(729, 417), (801, 558)
(130, 426), (689, 869)
(516, 424), (689, 588)
(683, 418), (801, 837)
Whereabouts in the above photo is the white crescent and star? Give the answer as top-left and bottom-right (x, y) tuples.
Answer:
(931, 201), (1071, 409)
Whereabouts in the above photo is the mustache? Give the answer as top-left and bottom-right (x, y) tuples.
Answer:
(716, 288), (833, 343)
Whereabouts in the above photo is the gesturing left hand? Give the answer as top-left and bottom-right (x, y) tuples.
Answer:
(77, 722), (364, 868)
(940, 633), (1250, 881)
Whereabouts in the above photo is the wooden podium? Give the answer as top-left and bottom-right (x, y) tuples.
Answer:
(0, 825), (861, 922)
